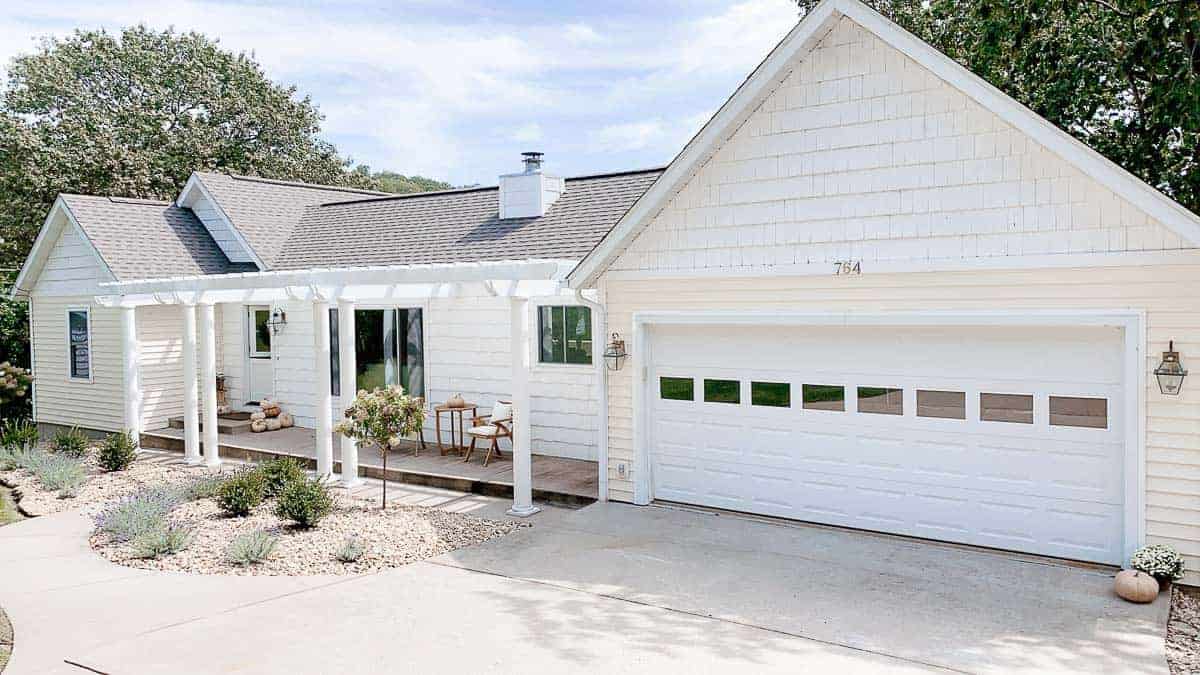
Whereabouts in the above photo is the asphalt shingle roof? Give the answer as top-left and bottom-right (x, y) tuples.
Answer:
(61, 194), (249, 281)
(193, 172), (389, 267)
(271, 169), (664, 271)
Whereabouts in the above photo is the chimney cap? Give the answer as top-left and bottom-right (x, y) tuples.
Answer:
(521, 151), (544, 173)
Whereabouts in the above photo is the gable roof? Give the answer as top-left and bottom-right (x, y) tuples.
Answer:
(270, 169), (663, 271)
(566, 0), (1200, 288)
(10, 194), (247, 296)
(188, 172), (389, 269)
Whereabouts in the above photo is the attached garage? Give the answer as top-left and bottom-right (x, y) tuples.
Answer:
(642, 317), (1136, 564)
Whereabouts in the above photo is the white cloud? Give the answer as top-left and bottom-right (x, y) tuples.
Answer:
(589, 119), (666, 153)
(564, 23), (603, 45)
(511, 123), (544, 143)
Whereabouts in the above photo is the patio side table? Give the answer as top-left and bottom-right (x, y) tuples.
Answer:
(434, 403), (477, 456)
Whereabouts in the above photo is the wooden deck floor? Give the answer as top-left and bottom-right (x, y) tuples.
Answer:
(142, 426), (598, 505)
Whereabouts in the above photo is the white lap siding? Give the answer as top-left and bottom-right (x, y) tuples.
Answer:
(260, 289), (599, 460)
(29, 296), (124, 432)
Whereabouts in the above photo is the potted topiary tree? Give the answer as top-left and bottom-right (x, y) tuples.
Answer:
(335, 386), (425, 509)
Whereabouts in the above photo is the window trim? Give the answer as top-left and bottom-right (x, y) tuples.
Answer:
(535, 303), (594, 368)
(66, 306), (93, 383)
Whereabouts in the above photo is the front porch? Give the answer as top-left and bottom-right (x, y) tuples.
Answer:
(141, 426), (598, 507)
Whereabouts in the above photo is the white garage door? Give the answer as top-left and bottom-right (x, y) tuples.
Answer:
(648, 324), (1126, 564)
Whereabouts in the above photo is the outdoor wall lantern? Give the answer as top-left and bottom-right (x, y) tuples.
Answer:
(1155, 341), (1187, 396)
(604, 333), (628, 371)
(266, 308), (288, 335)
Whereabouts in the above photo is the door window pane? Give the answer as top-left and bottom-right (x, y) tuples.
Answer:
(980, 393), (1034, 424)
(329, 308), (340, 397)
(68, 309), (90, 379)
(254, 310), (271, 355)
(355, 309), (388, 392)
(399, 308), (425, 398)
(751, 382), (790, 407)
(704, 379), (740, 404)
(858, 387), (903, 415)
(803, 384), (844, 411)
(660, 377), (694, 401)
(1049, 396), (1107, 429)
(917, 390), (966, 419)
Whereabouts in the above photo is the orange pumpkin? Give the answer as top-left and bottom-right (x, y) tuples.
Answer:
(1115, 569), (1159, 604)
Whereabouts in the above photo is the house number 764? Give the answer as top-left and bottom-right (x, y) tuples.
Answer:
(834, 260), (862, 276)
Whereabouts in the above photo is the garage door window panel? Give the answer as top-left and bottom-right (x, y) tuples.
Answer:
(917, 390), (966, 420)
(751, 382), (790, 407)
(980, 393), (1034, 424)
(660, 377), (695, 401)
(803, 384), (845, 411)
(858, 387), (903, 415)
(1049, 396), (1108, 429)
(704, 379), (740, 404)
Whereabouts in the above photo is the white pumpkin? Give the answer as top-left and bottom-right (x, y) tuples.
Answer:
(1114, 569), (1159, 604)
(278, 413), (294, 428)
(250, 419), (268, 433)
(265, 418), (282, 432)
(250, 411), (266, 421)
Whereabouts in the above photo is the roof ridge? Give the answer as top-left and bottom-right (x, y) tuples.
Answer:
(208, 172), (391, 196)
(107, 196), (173, 206)
(313, 166), (666, 208)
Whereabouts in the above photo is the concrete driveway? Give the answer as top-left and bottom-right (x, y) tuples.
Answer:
(0, 484), (1168, 674)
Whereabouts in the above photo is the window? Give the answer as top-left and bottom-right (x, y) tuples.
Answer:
(917, 390), (966, 420)
(858, 387), (903, 415)
(751, 382), (790, 407)
(539, 306), (592, 365)
(660, 377), (694, 401)
(980, 393), (1033, 424)
(330, 307), (424, 398)
(249, 308), (271, 357)
(67, 309), (91, 380)
(1050, 396), (1108, 429)
(704, 379), (740, 404)
(803, 384), (844, 411)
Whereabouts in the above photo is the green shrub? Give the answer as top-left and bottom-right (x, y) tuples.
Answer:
(97, 431), (138, 472)
(34, 453), (86, 497)
(49, 427), (90, 458)
(225, 529), (278, 566)
(1, 418), (38, 453)
(94, 486), (182, 542)
(275, 477), (333, 528)
(335, 535), (365, 563)
(0, 443), (40, 472)
(259, 457), (306, 498)
(216, 469), (265, 517)
(131, 522), (194, 559)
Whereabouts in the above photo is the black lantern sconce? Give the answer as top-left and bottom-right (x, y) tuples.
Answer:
(266, 308), (288, 335)
(604, 333), (627, 371)
(1155, 341), (1187, 396)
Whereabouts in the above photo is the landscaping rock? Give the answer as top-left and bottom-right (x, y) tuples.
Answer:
(1169, 585), (1200, 674)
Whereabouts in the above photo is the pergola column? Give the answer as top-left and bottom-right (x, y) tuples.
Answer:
(337, 299), (362, 487)
(507, 297), (538, 517)
(313, 299), (334, 479)
(119, 306), (142, 447)
(180, 303), (201, 464)
(198, 302), (221, 467)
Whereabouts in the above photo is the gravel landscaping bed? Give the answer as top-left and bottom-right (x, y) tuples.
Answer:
(0, 451), (222, 518)
(0, 605), (11, 673)
(91, 492), (528, 576)
(1168, 585), (1200, 674)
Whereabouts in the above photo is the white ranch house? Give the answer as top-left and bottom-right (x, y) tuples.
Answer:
(12, 0), (1200, 578)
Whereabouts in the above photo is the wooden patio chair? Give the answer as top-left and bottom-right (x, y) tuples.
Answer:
(463, 400), (512, 467)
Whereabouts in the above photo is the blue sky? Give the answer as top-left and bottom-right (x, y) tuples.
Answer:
(0, 0), (800, 186)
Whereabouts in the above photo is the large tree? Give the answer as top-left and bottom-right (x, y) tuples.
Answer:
(795, 0), (1200, 216)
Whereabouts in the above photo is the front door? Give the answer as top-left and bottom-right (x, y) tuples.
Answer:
(246, 305), (274, 404)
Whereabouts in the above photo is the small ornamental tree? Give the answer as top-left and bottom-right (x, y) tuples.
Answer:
(334, 386), (425, 509)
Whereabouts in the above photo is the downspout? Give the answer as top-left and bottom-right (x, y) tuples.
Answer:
(573, 288), (608, 502)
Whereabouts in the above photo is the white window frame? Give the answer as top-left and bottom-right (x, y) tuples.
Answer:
(532, 300), (595, 371)
(65, 306), (93, 383)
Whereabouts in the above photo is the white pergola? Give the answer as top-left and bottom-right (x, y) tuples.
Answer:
(95, 259), (582, 518)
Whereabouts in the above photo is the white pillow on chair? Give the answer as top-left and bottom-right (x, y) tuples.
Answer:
(489, 401), (512, 423)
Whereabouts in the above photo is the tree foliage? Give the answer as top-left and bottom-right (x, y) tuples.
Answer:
(795, 0), (1200, 215)
(366, 170), (453, 195)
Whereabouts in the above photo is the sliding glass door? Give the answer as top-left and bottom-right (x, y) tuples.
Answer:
(330, 307), (424, 399)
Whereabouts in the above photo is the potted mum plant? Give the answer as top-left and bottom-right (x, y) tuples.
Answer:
(334, 386), (426, 509)
(1130, 544), (1185, 590)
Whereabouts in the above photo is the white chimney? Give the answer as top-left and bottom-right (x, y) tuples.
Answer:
(499, 151), (565, 219)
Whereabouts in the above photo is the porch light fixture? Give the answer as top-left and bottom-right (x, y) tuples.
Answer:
(604, 333), (627, 371)
(266, 308), (288, 335)
(1154, 341), (1187, 396)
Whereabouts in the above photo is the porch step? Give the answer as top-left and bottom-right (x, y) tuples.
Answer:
(166, 415), (254, 436)
(140, 432), (597, 509)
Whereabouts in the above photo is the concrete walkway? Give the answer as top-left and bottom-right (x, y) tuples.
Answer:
(0, 485), (1168, 674)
